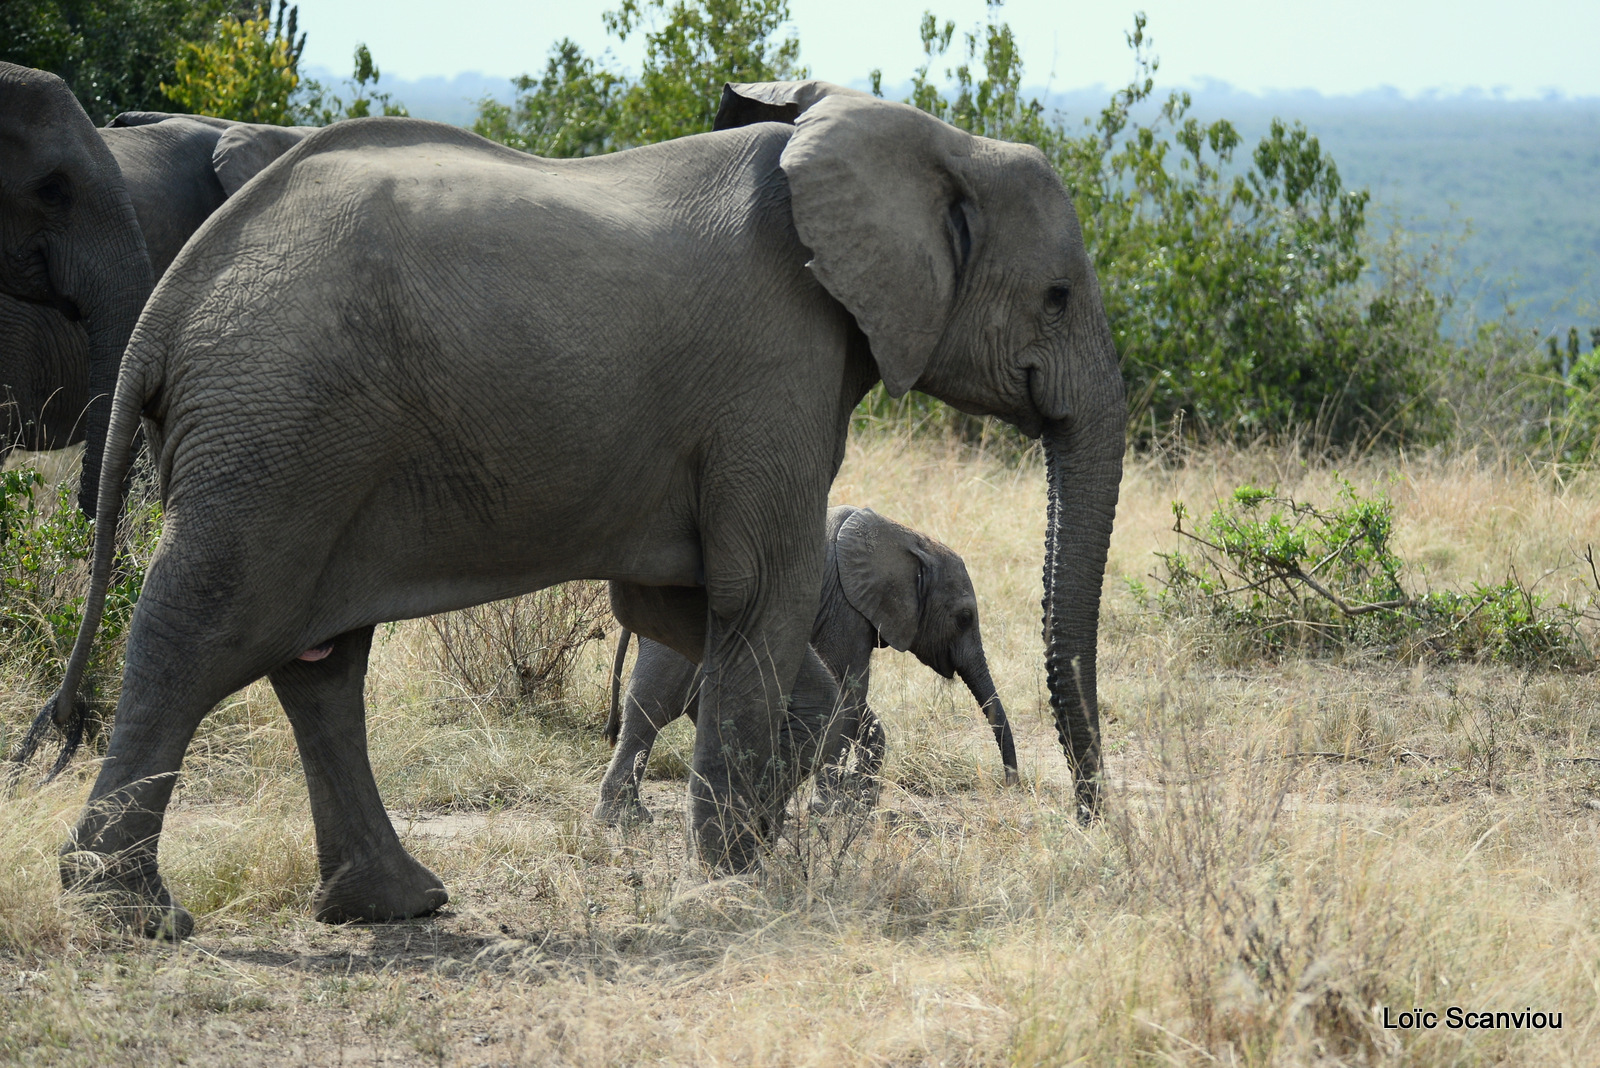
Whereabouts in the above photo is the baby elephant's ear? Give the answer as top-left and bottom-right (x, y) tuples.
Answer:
(211, 123), (314, 197)
(713, 80), (873, 130)
(836, 508), (922, 652)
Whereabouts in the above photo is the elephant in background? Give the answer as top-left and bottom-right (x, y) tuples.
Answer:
(0, 296), (88, 452)
(0, 63), (309, 502)
(596, 505), (1018, 825)
(35, 78), (1124, 939)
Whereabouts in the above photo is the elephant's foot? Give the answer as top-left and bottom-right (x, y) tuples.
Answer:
(592, 794), (654, 826)
(313, 847), (447, 924)
(60, 848), (195, 941)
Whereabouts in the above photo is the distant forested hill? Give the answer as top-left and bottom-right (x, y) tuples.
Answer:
(1038, 87), (1599, 337)
(382, 70), (1597, 338)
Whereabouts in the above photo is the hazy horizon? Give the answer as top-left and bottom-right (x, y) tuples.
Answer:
(295, 0), (1600, 102)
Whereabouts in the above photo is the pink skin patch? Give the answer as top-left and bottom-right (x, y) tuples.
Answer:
(297, 642), (334, 662)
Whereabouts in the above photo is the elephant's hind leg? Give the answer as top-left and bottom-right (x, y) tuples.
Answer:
(594, 641), (700, 826)
(268, 627), (447, 924)
(64, 600), (270, 940)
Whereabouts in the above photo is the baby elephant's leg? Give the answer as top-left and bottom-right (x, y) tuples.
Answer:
(811, 667), (874, 815)
(594, 639), (699, 825)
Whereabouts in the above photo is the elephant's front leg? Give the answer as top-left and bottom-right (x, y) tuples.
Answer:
(268, 627), (447, 923)
(690, 622), (836, 873)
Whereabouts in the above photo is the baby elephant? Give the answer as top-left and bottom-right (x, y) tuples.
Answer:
(595, 505), (1019, 824)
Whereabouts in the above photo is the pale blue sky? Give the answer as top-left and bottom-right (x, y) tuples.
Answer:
(295, 0), (1600, 99)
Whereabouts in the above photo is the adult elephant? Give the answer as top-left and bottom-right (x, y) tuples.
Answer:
(597, 505), (1020, 825)
(0, 63), (308, 503)
(35, 80), (1125, 939)
(0, 296), (89, 451)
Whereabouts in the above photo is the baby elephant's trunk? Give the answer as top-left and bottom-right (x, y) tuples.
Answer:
(960, 659), (1019, 786)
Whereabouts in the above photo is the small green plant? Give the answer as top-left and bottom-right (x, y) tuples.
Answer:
(0, 468), (158, 695)
(1542, 325), (1600, 464)
(1151, 479), (1594, 665)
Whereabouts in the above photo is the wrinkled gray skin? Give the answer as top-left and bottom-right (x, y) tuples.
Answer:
(0, 296), (89, 452)
(0, 67), (308, 505)
(43, 80), (1125, 940)
(596, 505), (1019, 824)
(0, 64), (152, 513)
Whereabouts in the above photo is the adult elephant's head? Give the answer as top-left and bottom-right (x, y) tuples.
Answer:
(0, 63), (153, 517)
(721, 82), (1127, 817)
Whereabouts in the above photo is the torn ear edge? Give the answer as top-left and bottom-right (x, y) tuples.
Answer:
(713, 80), (876, 132)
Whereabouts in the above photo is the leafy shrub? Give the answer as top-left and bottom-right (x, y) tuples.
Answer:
(0, 465), (159, 702)
(426, 581), (613, 718)
(294, 43), (407, 125)
(160, 1), (305, 124)
(1149, 479), (1593, 665)
(1543, 326), (1600, 463)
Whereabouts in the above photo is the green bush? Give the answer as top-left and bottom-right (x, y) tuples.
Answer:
(905, 8), (1449, 449)
(1148, 479), (1591, 665)
(0, 467), (158, 699)
(1544, 327), (1600, 463)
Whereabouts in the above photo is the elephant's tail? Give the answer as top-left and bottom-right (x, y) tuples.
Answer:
(8, 340), (153, 779)
(604, 628), (633, 748)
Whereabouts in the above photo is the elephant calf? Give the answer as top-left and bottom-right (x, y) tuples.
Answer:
(595, 505), (1019, 824)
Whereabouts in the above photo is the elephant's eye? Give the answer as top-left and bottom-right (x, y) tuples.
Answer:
(34, 174), (70, 209)
(1044, 284), (1070, 320)
(955, 608), (975, 631)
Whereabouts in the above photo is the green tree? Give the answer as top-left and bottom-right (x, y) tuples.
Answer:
(161, 1), (305, 124)
(473, 40), (622, 156)
(0, 0), (231, 124)
(475, 0), (804, 157)
(296, 43), (409, 125)
(907, 5), (1445, 447)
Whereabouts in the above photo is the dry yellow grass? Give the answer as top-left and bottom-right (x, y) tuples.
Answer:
(2, 431), (1599, 1065)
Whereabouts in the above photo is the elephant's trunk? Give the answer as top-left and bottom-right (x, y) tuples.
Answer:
(69, 183), (152, 519)
(959, 657), (1019, 786)
(1042, 406), (1124, 819)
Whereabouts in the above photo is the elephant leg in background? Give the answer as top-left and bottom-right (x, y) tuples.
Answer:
(810, 665), (872, 814)
(594, 638), (702, 826)
(832, 701), (887, 812)
(268, 626), (447, 923)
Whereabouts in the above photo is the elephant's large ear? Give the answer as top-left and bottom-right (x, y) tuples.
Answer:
(211, 124), (313, 196)
(837, 508), (929, 652)
(713, 81), (873, 131)
(779, 95), (974, 397)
